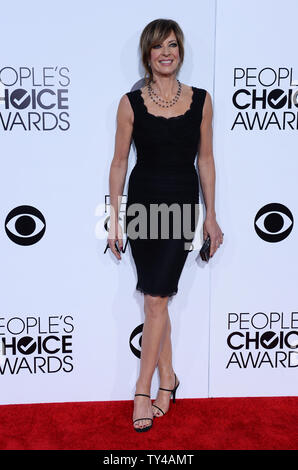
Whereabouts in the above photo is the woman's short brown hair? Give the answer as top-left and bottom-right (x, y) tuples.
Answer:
(140, 19), (185, 85)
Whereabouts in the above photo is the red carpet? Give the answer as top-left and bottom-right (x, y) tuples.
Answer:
(0, 397), (297, 450)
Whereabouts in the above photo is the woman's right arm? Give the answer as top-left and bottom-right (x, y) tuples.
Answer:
(108, 94), (134, 260)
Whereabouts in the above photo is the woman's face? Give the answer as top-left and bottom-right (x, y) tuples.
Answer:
(149, 30), (180, 76)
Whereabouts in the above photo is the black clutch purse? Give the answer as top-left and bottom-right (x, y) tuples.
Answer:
(199, 235), (211, 262)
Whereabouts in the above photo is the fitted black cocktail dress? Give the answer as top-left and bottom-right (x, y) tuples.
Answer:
(125, 86), (207, 298)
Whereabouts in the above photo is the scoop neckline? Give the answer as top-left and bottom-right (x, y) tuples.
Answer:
(138, 86), (195, 120)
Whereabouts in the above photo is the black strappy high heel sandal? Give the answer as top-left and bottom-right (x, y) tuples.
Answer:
(152, 373), (180, 418)
(133, 393), (153, 432)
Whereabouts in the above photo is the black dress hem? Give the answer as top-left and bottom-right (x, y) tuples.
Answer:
(136, 284), (178, 298)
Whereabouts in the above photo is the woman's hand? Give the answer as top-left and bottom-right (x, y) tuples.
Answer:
(108, 222), (123, 260)
(203, 214), (224, 258)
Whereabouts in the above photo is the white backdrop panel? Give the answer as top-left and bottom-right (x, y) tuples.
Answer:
(209, 0), (298, 397)
(0, 0), (215, 404)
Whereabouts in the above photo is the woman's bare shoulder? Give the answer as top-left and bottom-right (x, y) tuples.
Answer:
(201, 90), (213, 120)
(181, 82), (193, 92)
(117, 93), (134, 124)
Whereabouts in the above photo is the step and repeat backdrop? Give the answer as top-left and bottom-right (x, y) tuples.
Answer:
(209, 0), (298, 396)
(0, 0), (297, 405)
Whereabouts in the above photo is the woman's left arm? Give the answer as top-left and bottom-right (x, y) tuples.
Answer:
(197, 90), (224, 257)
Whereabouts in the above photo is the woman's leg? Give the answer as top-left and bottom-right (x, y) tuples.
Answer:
(133, 294), (169, 430)
(157, 313), (173, 373)
(152, 311), (179, 417)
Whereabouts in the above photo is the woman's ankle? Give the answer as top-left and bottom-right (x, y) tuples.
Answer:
(135, 378), (152, 395)
(158, 367), (175, 381)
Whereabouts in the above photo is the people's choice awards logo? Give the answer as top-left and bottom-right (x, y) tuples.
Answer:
(0, 315), (74, 375)
(0, 66), (70, 131)
(226, 312), (298, 369)
(231, 67), (298, 130)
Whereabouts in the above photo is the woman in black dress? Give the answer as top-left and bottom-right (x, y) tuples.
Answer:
(108, 19), (223, 432)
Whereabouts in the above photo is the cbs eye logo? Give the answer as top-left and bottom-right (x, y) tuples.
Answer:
(254, 203), (293, 242)
(5, 205), (46, 246)
(129, 324), (144, 359)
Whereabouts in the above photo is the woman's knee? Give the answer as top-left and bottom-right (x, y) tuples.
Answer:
(144, 294), (168, 318)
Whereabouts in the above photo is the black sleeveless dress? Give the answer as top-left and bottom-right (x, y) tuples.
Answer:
(125, 86), (207, 298)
